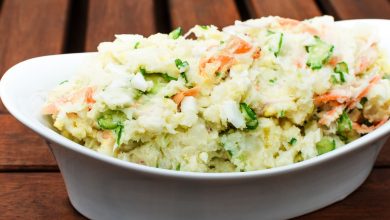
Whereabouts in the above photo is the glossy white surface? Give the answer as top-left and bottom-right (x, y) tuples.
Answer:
(1, 19), (390, 220)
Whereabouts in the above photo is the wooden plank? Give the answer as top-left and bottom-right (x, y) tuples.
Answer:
(320, 0), (390, 20)
(298, 168), (390, 219)
(0, 101), (6, 114)
(0, 0), (70, 113)
(246, 0), (322, 19)
(169, 0), (240, 31)
(0, 173), (84, 219)
(85, 0), (157, 52)
(0, 0), (70, 75)
(0, 115), (57, 170)
(0, 169), (389, 219)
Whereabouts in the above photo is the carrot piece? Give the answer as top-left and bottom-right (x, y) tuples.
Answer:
(42, 103), (59, 115)
(352, 117), (388, 134)
(172, 86), (200, 105)
(328, 56), (340, 67)
(199, 54), (235, 78)
(85, 87), (96, 104)
(314, 94), (349, 105)
(252, 47), (261, 59)
(357, 75), (381, 100)
(102, 130), (113, 139)
(225, 37), (252, 54)
(318, 104), (344, 126)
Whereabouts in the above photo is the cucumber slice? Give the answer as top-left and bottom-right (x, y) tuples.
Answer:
(97, 110), (127, 130)
(169, 27), (183, 39)
(316, 137), (336, 155)
(239, 103), (259, 130)
(336, 111), (352, 140)
(333, 62), (349, 83)
(305, 36), (334, 70)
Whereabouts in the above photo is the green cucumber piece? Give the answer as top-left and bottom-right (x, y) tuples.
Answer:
(316, 137), (336, 155)
(336, 111), (352, 140)
(305, 36), (334, 70)
(97, 110), (127, 130)
(169, 27), (183, 39)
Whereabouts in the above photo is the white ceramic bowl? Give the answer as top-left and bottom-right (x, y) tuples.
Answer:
(1, 19), (390, 220)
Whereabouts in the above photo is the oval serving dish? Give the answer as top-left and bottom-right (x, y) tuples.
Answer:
(1, 19), (390, 220)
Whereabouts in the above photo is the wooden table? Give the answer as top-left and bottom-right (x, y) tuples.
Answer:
(1, 0), (389, 219)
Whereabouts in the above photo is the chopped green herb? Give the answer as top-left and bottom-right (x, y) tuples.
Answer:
(227, 150), (233, 157)
(115, 125), (123, 145)
(180, 72), (188, 83)
(134, 90), (144, 100)
(269, 78), (277, 83)
(199, 25), (209, 30)
(169, 27), (183, 39)
(176, 163), (181, 171)
(97, 110), (127, 130)
(59, 80), (68, 85)
(134, 41), (140, 49)
(220, 40), (225, 45)
(382, 75), (390, 80)
(161, 73), (178, 81)
(362, 118), (373, 126)
(240, 103), (259, 129)
(360, 97), (368, 106)
(289, 137), (297, 145)
(267, 29), (275, 35)
(216, 72), (222, 77)
(174, 58), (189, 72)
(336, 111), (352, 140)
(278, 110), (285, 118)
(269, 32), (283, 57)
(139, 66), (147, 75)
(305, 36), (334, 70)
(316, 137), (336, 155)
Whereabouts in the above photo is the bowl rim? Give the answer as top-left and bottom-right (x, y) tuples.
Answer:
(1, 19), (390, 180)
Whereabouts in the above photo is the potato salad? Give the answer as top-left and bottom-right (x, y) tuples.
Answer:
(43, 16), (390, 172)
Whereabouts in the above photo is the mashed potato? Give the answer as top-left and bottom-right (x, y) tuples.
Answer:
(43, 16), (390, 172)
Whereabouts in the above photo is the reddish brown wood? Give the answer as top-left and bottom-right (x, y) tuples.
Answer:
(320, 0), (390, 20)
(0, 169), (388, 219)
(0, 173), (85, 219)
(0, 0), (70, 113)
(247, 0), (322, 19)
(0, 115), (57, 170)
(169, 0), (240, 31)
(0, 0), (69, 75)
(85, 0), (157, 52)
(0, 101), (6, 114)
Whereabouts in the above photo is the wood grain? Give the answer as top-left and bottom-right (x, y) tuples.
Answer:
(0, 173), (85, 219)
(0, 0), (69, 75)
(0, 115), (57, 170)
(169, 0), (240, 31)
(0, 0), (69, 113)
(246, 0), (322, 19)
(320, 0), (390, 20)
(0, 169), (388, 219)
(85, 0), (157, 51)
